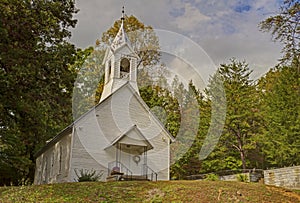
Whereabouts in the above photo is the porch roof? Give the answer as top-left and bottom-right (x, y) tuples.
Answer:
(105, 125), (153, 153)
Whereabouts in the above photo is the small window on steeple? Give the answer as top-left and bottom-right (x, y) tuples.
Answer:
(120, 58), (130, 73)
(108, 60), (112, 77)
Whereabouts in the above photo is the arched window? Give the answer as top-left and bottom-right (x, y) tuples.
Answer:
(120, 58), (130, 73)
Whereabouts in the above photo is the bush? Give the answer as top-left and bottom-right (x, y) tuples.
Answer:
(205, 173), (219, 181)
(74, 169), (103, 182)
(236, 174), (249, 182)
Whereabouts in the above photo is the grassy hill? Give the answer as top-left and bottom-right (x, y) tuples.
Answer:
(0, 181), (299, 202)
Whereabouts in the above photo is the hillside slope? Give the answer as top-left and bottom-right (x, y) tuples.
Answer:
(0, 181), (299, 202)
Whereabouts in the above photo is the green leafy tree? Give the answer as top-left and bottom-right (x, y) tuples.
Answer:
(257, 0), (300, 169)
(259, 0), (300, 67)
(140, 85), (181, 138)
(170, 81), (203, 179)
(0, 0), (78, 185)
(71, 48), (105, 118)
(257, 65), (300, 168)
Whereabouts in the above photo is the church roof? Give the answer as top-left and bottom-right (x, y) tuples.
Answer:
(105, 125), (154, 153)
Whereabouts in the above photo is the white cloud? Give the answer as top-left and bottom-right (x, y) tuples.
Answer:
(70, 0), (283, 81)
(172, 3), (211, 32)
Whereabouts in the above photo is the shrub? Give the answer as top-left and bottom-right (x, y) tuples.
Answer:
(236, 174), (249, 182)
(74, 169), (103, 182)
(205, 173), (219, 181)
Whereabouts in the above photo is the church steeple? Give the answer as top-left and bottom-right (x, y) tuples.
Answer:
(100, 7), (140, 103)
(110, 7), (130, 51)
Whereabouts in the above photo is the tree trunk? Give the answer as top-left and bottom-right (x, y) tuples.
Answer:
(236, 129), (246, 170)
(240, 150), (246, 170)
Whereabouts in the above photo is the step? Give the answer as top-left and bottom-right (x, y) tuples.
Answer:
(121, 175), (149, 181)
(106, 175), (122, 182)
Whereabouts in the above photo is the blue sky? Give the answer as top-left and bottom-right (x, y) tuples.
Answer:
(70, 0), (283, 79)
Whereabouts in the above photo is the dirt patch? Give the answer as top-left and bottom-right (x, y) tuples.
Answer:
(267, 186), (300, 202)
(145, 188), (165, 202)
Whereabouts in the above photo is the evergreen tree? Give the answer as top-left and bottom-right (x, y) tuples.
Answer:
(202, 59), (262, 171)
(258, 65), (300, 168)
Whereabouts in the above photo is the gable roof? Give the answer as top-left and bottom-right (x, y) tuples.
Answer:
(105, 125), (153, 152)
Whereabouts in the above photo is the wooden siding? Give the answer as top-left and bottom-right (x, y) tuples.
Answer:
(71, 84), (170, 180)
(34, 133), (72, 184)
(70, 129), (108, 182)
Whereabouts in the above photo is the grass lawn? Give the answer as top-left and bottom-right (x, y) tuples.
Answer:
(0, 180), (299, 202)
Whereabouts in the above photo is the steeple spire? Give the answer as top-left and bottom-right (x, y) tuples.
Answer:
(121, 6), (125, 22)
(110, 6), (129, 51)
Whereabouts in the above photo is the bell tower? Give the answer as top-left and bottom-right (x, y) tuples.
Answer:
(100, 7), (140, 102)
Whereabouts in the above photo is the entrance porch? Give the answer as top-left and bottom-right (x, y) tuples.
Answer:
(105, 126), (157, 181)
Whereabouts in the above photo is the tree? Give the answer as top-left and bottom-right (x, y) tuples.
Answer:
(257, 65), (300, 168)
(258, 0), (299, 168)
(0, 0), (78, 185)
(259, 0), (300, 67)
(170, 81), (203, 179)
(203, 59), (262, 170)
(140, 84), (181, 138)
(71, 47), (106, 119)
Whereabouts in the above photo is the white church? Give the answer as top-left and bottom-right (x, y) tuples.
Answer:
(34, 10), (174, 184)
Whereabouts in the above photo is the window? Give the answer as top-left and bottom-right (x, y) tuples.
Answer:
(59, 146), (62, 173)
(120, 58), (130, 73)
(108, 60), (111, 77)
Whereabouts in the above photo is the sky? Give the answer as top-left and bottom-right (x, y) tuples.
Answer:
(70, 0), (283, 81)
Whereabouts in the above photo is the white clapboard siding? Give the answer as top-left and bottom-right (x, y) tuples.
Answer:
(72, 83), (171, 181)
(34, 133), (72, 184)
(70, 130), (108, 182)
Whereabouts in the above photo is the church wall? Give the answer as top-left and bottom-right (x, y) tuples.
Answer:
(146, 131), (170, 180)
(70, 85), (171, 181)
(71, 108), (117, 181)
(127, 88), (171, 180)
(70, 130), (108, 182)
(96, 97), (122, 143)
(34, 83), (171, 183)
(34, 132), (72, 185)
